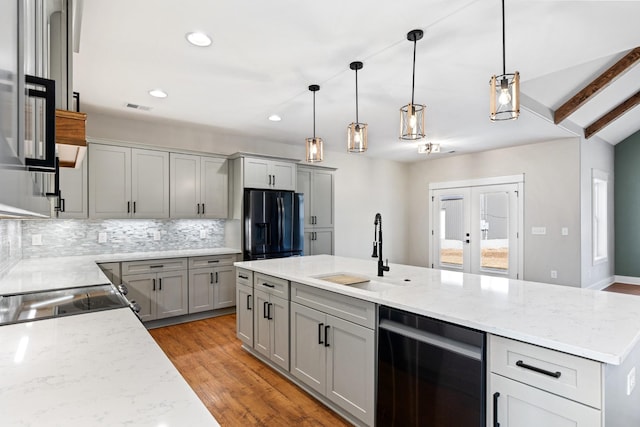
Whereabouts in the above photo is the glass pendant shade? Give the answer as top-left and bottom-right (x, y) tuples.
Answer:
(400, 103), (426, 140)
(348, 123), (368, 152)
(490, 72), (520, 121)
(305, 137), (324, 162)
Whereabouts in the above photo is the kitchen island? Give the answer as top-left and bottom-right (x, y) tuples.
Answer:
(0, 248), (238, 427)
(235, 254), (640, 426)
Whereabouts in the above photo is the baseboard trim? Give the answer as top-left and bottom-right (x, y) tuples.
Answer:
(587, 276), (615, 290)
(614, 276), (640, 286)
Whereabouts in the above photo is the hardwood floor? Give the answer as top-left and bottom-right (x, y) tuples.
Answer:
(602, 283), (640, 296)
(149, 314), (351, 427)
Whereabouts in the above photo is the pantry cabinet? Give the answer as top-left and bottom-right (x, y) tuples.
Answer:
(297, 166), (335, 255)
(89, 144), (169, 219)
(169, 153), (228, 219)
(303, 230), (334, 257)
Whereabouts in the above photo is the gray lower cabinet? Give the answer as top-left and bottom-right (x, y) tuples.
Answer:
(121, 258), (188, 322)
(188, 255), (236, 313)
(253, 288), (289, 371)
(98, 262), (120, 285)
(290, 283), (375, 426)
(303, 229), (334, 256)
(236, 281), (254, 347)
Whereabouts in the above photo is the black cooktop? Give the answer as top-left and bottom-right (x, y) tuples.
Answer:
(0, 284), (128, 326)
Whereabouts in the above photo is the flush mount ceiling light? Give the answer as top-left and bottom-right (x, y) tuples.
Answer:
(348, 61), (368, 153)
(186, 31), (212, 47)
(400, 29), (426, 141)
(490, 0), (520, 121)
(268, 114), (282, 122)
(418, 142), (440, 154)
(305, 84), (324, 163)
(148, 89), (168, 98)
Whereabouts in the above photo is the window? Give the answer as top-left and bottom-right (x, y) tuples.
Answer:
(592, 169), (608, 264)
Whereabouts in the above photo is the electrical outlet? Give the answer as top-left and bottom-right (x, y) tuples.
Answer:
(153, 231), (161, 241)
(32, 234), (42, 246)
(627, 367), (636, 396)
(531, 227), (546, 235)
(561, 227), (569, 236)
(98, 232), (107, 243)
(550, 270), (558, 279)
(200, 229), (207, 239)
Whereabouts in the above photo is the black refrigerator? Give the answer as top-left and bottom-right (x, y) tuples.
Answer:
(243, 189), (304, 260)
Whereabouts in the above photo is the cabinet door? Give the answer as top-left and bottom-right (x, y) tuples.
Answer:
(313, 229), (333, 255)
(131, 148), (169, 218)
(201, 157), (228, 219)
(170, 153), (200, 218)
(155, 271), (188, 319)
(270, 295), (290, 371)
(296, 168), (313, 229)
(303, 231), (313, 256)
(489, 374), (601, 427)
(236, 282), (253, 347)
(58, 159), (87, 218)
(290, 302), (326, 394)
(89, 144), (131, 218)
(122, 273), (156, 322)
(213, 265), (236, 309)
(188, 268), (214, 313)
(312, 169), (334, 228)
(271, 161), (296, 191)
(326, 315), (375, 427)
(253, 288), (271, 359)
(244, 157), (271, 189)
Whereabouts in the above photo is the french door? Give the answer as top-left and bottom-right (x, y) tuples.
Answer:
(431, 181), (522, 279)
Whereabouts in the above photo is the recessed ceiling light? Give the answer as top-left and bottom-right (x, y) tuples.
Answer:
(186, 32), (212, 47)
(268, 114), (282, 122)
(149, 89), (168, 98)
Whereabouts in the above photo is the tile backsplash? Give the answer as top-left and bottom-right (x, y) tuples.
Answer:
(21, 219), (228, 258)
(0, 220), (22, 275)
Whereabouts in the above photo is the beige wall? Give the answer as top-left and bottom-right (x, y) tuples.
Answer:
(407, 138), (582, 287)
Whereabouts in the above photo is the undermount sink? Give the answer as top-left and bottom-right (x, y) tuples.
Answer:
(313, 273), (397, 292)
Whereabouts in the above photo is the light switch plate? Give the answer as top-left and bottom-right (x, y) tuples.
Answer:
(98, 232), (107, 243)
(32, 234), (42, 246)
(550, 270), (558, 279)
(200, 229), (207, 239)
(153, 231), (161, 241)
(561, 227), (569, 236)
(531, 227), (546, 235)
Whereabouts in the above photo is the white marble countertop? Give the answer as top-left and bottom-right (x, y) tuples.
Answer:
(0, 247), (241, 295)
(0, 307), (218, 426)
(236, 255), (640, 365)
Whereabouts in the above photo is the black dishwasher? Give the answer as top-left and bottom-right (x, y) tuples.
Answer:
(377, 306), (485, 426)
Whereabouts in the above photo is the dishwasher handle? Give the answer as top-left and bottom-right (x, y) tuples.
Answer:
(379, 318), (483, 361)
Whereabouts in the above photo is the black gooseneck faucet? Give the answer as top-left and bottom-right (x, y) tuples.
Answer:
(372, 213), (390, 277)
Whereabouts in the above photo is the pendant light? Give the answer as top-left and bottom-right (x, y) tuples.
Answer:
(490, 0), (520, 121)
(348, 61), (368, 153)
(305, 84), (324, 163)
(400, 29), (426, 140)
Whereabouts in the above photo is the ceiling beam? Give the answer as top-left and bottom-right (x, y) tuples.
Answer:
(584, 90), (640, 139)
(554, 47), (640, 124)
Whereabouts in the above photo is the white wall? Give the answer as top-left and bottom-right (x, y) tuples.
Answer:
(85, 109), (411, 263)
(407, 138), (582, 287)
(580, 138), (615, 288)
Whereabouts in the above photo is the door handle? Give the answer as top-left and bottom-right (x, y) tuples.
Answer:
(324, 325), (330, 347)
(318, 323), (324, 344)
(158, 278), (162, 290)
(261, 282), (275, 288)
(202, 203), (205, 215)
(127, 201), (131, 213)
(516, 360), (562, 378)
(133, 201), (136, 214)
(197, 203), (200, 214)
(238, 274), (248, 279)
(268, 174), (272, 185)
(215, 272), (219, 283)
(493, 392), (500, 427)
(267, 303), (273, 320)
(247, 294), (252, 310)
(210, 272), (214, 284)
(273, 175), (276, 186)
(152, 278), (156, 291)
(263, 301), (269, 319)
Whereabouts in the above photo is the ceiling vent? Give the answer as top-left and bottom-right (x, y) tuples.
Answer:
(125, 103), (152, 111)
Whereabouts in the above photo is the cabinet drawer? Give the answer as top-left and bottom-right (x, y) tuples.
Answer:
(189, 254), (236, 269)
(236, 268), (253, 287)
(254, 273), (289, 299)
(291, 282), (375, 329)
(121, 258), (187, 275)
(489, 335), (602, 409)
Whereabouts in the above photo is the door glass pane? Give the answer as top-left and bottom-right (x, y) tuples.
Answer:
(480, 192), (508, 272)
(439, 196), (464, 268)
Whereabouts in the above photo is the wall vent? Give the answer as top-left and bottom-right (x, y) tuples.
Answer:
(125, 103), (152, 111)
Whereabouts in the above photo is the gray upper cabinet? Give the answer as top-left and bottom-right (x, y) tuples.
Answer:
(58, 158), (87, 218)
(169, 153), (228, 219)
(243, 157), (296, 190)
(297, 166), (335, 255)
(89, 144), (169, 219)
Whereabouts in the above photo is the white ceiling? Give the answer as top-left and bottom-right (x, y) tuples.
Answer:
(74, 0), (640, 163)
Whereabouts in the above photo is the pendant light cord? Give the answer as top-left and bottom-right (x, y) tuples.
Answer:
(411, 38), (417, 106)
(502, 0), (506, 76)
(312, 90), (316, 138)
(355, 68), (359, 124)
